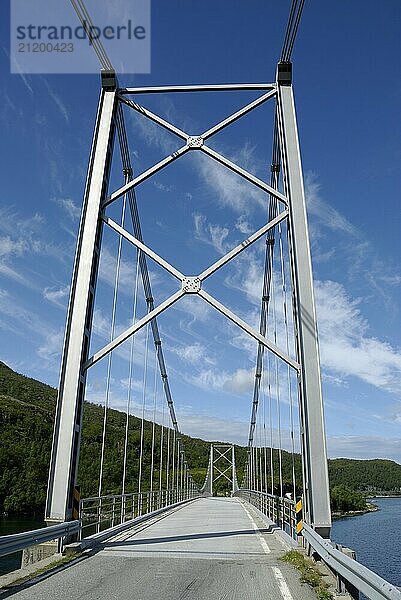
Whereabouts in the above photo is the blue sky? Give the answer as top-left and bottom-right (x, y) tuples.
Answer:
(1, 1), (401, 463)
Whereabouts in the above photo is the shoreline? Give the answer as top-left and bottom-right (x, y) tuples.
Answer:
(332, 502), (379, 520)
(367, 495), (401, 499)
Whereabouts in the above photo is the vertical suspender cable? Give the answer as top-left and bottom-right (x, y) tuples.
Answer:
(172, 430), (176, 492)
(278, 222), (297, 502)
(271, 264), (284, 498)
(150, 345), (158, 494)
(121, 248), (140, 497)
(98, 186), (127, 498)
(138, 321), (150, 499)
(159, 400), (165, 491)
(268, 351), (274, 495)
(262, 372), (268, 493)
(166, 422), (171, 491)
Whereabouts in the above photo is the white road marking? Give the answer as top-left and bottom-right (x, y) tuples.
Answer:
(242, 504), (271, 554)
(272, 566), (294, 600)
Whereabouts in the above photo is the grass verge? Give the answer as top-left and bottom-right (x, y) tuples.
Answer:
(281, 550), (334, 600)
(2, 553), (81, 589)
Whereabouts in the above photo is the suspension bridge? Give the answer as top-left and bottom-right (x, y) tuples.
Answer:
(1, 1), (400, 599)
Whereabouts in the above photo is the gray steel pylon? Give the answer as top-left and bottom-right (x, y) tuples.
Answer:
(276, 62), (331, 536)
(46, 77), (117, 522)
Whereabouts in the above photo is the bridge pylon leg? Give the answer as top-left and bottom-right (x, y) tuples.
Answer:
(45, 74), (117, 523)
(276, 63), (331, 537)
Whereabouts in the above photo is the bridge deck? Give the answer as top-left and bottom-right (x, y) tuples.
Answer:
(8, 498), (318, 599)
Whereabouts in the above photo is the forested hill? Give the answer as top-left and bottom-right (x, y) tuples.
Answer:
(1, 360), (401, 516)
(329, 458), (401, 493)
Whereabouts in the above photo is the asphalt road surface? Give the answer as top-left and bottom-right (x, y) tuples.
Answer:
(3, 498), (319, 600)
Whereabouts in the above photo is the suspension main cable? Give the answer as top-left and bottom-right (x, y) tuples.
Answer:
(280, 0), (306, 62)
(69, 0), (114, 70)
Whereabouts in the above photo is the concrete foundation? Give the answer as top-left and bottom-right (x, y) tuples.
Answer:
(21, 541), (58, 568)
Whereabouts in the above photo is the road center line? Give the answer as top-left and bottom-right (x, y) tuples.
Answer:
(242, 504), (271, 554)
(272, 566), (294, 600)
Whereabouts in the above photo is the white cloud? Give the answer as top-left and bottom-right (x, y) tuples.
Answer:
(43, 285), (70, 308)
(153, 181), (173, 193)
(306, 174), (401, 305)
(130, 109), (178, 155)
(41, 78), (69, 123)
(176, 294), (212, 334)
(179, 413), (249, 446)
(194, 214), (230, 255)
(0, 262), (33, 288)
(172, 342), (215, 366)
(305, 173), (357, 236)
(224, 250), (263, 307)
(0, 289), (63, 367)
(0, 236), (27, 258)
(98, 246), (136, 291)
(192, 366), (254, 395)
(235, 216), (253, 235)
(315, 279), (401, 393)
(223, 368), (254, 393)
(0, 207), (68, 288)
(328, 435), (401, 463)
(53, 197), (81, 221)
(37, 329), (64, 364)
(194, 144), (266, 215)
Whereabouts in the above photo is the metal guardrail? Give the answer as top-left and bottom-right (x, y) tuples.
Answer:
(0, 520), (81, 558)
(302, 523), (401, 600)
(236, 489), (296, 538)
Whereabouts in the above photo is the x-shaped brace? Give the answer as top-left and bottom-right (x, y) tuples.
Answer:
(102, 87), (288, 209)
(83, 206), (299, 372)
(84, 87), (300, 373)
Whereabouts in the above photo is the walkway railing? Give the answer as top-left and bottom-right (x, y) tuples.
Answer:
(79, 487), (198, 538)
(236, 489), (296, 539)
(0, 488), (199, 561)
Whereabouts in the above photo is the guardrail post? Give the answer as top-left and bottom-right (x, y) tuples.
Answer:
(111, 497), (116, 528)
(335, 545), (359, 599)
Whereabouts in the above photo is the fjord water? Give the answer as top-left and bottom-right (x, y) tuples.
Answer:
(331, 497), (401, 589)
(0, 515), (44, 576)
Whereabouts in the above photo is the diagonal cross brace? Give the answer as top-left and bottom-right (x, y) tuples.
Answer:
(213, 447), (232, 461)
(104, 88), (288, 208)
(84, 208), (299, 372)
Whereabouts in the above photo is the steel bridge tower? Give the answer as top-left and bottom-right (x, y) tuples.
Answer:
(201, 444), (239, 497)
(45, 63), (331, 537)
